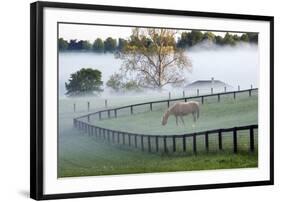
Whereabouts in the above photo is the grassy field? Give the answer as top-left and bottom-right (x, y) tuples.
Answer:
(58, 90), (258, 177)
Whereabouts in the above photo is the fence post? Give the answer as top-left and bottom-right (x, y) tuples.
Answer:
(87, 115), (90, 122)
(183, 91), (185, 98)
(167, 100), (170, 108)
(218, 94), (220, 102)
(134, 135), (137, 148)
(117, 132), (120, 144)
(184, 98), (187, 102)
(150, 103), (152, 111)
(95, 127), (97, 138)
(173, 136), (176, 152)
(193, 133), (197, 154)
(197, 89), (199, 96)
(128, 134), (131, 147)
(169, 92), (171, 99)
(114, 109), (117, 118)
(249, 89), (252, 97)
(218, 130), (222, 150)
(233, 92), (236, 99)
(238, 85), (240, 91)
(251, 84), (253, 89)
(224, 86), (227, 92)
(130, 105), (133, 115)
(141, 135), (144, 151)
(87, 125), (90, 136)
(163, 137), (167, 153)
(105, 99), (108, 108)
(73, 119), (76, 128)
(148, 136), (151, 152)
(201, 96), (204, 104)
(211, 88), (213, 94)
(122, 133), (125, 145)
(183, 135), (186, 152)
(73, 103), (76, 112)
(250, 126), (254, 152)
(155, 136), (159, 152)
(205, 132), (209, 152)
(91, 126), (94, 136)
(107, 130), (110, 142)
(103, 129), (106, 140)
(233, 127), (238, 153)
(87, 102), (90, 112)
(111, 131), (114, 143)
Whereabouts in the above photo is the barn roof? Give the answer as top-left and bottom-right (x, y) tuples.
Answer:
(186, 80), (232, 88)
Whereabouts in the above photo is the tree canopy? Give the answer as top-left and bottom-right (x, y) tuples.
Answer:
(65, 68), (103, 96)
(58, 32), (258, 52)
(115, 28), (192, 89)
(104, 37), (117, 52)
(92, 38), (104, 52)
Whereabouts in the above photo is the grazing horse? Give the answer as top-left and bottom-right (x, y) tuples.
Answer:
(161, 101), (200, 126)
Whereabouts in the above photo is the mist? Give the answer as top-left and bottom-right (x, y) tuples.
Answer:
(59, 43), (258, 98)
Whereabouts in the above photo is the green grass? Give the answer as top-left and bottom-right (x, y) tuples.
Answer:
(93, 93), (257, 135)
(58, 91), (258, 177)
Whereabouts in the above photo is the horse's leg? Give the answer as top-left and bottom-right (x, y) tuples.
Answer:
(192, 112), (196, 122)
(192, 113), (196, 128)
(180, 116), (185, 125)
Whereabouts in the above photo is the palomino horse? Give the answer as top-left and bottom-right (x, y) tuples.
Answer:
(161, 101), (200, 126)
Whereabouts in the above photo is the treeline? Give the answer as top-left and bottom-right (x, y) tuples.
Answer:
(58, 37), (127, 52)
(58, 31), (258, 52)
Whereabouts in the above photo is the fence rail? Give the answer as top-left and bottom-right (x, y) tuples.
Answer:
(73, 88), (258, 154)
(73, 119), (257, 154)
(75, 88), (258, 120)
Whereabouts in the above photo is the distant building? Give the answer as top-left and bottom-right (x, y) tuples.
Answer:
(185, 78), (233, 93)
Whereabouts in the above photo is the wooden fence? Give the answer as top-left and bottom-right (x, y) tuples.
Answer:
(72, 88), (257, 113)
(73, 88), (258, 154)
(73, 119), (257, 154)
(75, 88), (258, 121)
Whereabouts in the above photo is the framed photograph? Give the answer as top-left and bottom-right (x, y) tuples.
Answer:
(30, 1), (274, 200)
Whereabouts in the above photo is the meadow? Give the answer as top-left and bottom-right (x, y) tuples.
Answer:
(58, 90), (258, 177)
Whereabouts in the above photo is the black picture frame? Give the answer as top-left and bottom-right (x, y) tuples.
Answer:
(30, 1), (274, 200)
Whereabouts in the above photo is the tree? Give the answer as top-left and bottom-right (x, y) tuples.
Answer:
(117, 38), (128, 51)
(81, 40), (92, 50)
(116, 28), (192, 89)
(223, 32), (236, 46)
(189, 31), (204, 46)
(177, 32), (191, 48)
(215, 35), (224, 45)
(247, 33), (258, 43)
(92, 38), (104, 52)
(240, 33), (249, 42)
(203, 32), (216, 42)
(104, 37), (117, 52)
(65, 68), (103, 96)
(106, 73), (123, 91)
(58, 38), (68, 50)
(106, 73), (141, 92)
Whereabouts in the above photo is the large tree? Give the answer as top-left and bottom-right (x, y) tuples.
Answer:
(58, 38), (68, 50)
(116, 28), (192, 89)
(92, 38), (104, 52)
(65, 68), (103, 96)
(104, 37), (117, 52)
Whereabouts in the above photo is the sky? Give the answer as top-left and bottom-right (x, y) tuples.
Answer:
(58, 23), (244, 42)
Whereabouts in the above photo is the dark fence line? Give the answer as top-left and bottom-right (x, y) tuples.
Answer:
(73, 118), (257, 154)
(75, 88), (258, 120)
